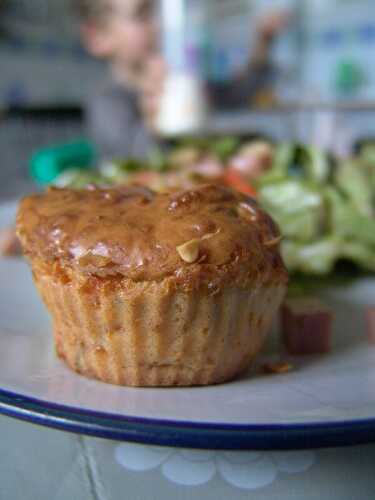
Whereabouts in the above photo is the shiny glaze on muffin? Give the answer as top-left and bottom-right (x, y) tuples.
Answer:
(17, 184), (287, 292)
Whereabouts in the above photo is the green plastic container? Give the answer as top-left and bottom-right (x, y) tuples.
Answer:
(30, 140), (96, 185)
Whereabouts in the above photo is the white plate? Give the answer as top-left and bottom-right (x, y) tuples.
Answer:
(1, 202), (375, 450)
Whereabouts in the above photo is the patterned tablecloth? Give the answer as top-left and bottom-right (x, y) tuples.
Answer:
(0, 415), (374, 500)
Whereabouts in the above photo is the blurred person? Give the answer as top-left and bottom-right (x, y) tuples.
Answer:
(74, 0), (160, 159)
(74, 0), (289, 159)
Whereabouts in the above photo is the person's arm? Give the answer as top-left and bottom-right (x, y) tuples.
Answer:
(250, 10), (289, 67)
(209, 10), (289, 109)
(208, 64), (275, 109)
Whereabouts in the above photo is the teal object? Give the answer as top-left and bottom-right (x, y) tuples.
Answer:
(334, 59), (365, 96)
(30, 140), (96, 185)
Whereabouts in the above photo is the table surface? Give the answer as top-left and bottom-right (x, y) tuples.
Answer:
(0, 414), (374, 500)
(1, 118), (375, 499)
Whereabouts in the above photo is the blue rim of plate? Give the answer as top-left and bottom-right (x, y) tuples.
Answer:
(0, 386), (375, 450)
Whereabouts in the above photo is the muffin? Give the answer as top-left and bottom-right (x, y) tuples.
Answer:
(16, 184), (288, 387)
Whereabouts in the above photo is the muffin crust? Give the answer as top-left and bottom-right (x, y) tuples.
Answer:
(17, 184), (287, 292)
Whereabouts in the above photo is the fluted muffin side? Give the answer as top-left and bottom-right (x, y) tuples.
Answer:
(34, 263), (285, 387)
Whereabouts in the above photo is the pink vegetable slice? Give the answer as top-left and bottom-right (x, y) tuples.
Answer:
(281, 297), (334, 355)
(0, 228), (22, 257)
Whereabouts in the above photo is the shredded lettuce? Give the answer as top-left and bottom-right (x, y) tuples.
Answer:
(334, 160), (373, 217)
(54, 169), (108, 189)
(259, 180), (324, 242)
(282, 237), (340, 275)
(259, 143), (375, 277)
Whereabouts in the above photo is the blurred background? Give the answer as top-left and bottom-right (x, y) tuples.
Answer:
(1, 0), (375, 198)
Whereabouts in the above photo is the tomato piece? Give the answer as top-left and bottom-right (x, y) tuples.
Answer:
(222, 170), (258, 198)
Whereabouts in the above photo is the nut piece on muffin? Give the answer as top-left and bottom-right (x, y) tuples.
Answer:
(16, 184), (288, 387)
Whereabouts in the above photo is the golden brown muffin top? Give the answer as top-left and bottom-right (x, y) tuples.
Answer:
(17, 184), (287, 290)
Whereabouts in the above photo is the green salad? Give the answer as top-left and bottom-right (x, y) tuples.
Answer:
(255, 143), (375, 276)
